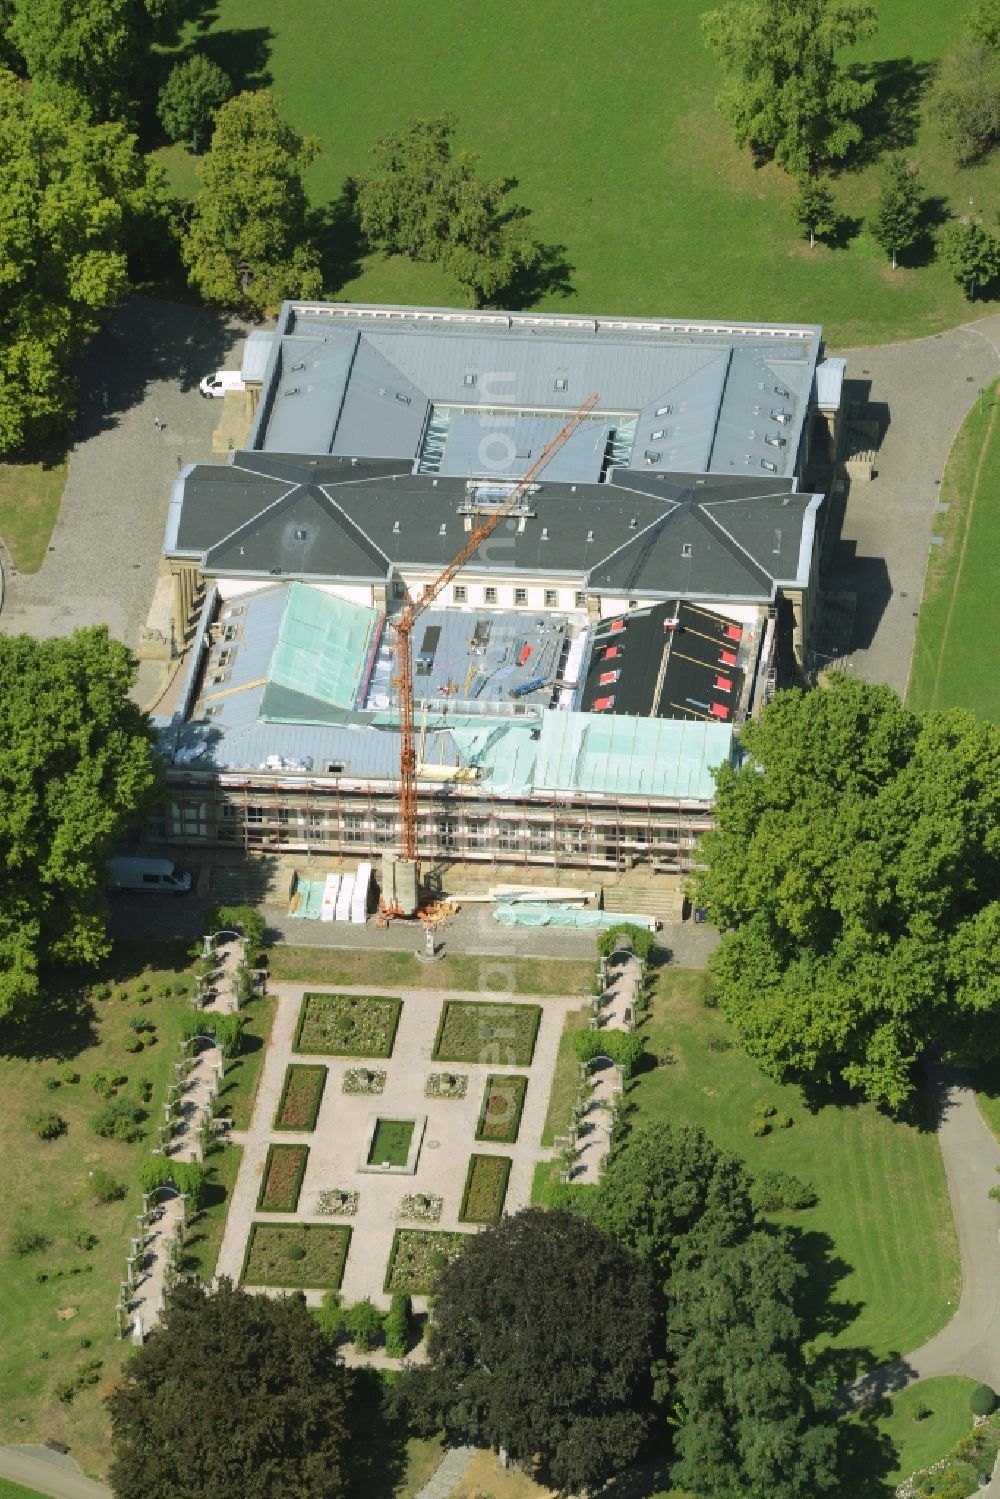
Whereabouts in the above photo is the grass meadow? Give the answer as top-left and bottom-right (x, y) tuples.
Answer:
(908, 381), (1000, 718)
(166, 0), (1000, 344)
(538, 968), (959, 1371)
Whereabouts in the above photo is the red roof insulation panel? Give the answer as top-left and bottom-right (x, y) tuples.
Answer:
(720, 650), (738, 668)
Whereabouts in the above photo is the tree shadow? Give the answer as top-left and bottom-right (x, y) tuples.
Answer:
(313, 182), (366, 295)
(785, 1227), (862, 1344)
(825, 213), (865, 251)
(835, 1406), (901, 1499)
(195, 26), (274, 95)
(343, 1368), (410, 1499)
(503, 239), (576, 307)
(0, 988), (98, 1062)
(900, 194), (952, 268)
(844, 56), (936, 166)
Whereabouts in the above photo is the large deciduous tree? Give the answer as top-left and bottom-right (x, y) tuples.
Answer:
(403, 1207), (656, 1493)
(694, 674), (1000, 1108)
(0, 68), (161, 453)
(357, 112), (540, 307)
(9, 0), (176, 120)
(0, 629), (160, 1020)
(182, 90), (323, 316)
(595, 1124), (839, 1499)
(701, 0), (878, 176)
(929, 40), (1000, 166)
(108, 1279), (350, 1499)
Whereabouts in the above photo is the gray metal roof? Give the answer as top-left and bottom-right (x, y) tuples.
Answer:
(246, 300), (823, 483)
(169, 455), (819, 602)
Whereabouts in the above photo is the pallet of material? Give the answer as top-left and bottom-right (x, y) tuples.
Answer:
(320, 873), (341, 923)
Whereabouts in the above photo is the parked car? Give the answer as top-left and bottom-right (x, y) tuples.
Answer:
(199, 370), (245, 399)
(107, 857), (192, 894)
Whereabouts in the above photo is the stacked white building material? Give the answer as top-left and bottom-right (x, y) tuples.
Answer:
(320, 873), (341, 922)
(351, 863), (372, 924)
(335, 874), (355, 923)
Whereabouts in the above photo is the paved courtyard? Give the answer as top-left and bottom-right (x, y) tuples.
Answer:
(216, 982), (585, 1308)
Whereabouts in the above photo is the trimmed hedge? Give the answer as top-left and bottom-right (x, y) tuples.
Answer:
(475, 1074), (528, 1144)
(971, 1384), (998, 1416)
(572, 1028), (645, 1079)
(256, 1143), (309, 1212)
(384, 1293), (411, 1357)
(273, 1064), (327, 1132)
(459, 1153), (512, 1224)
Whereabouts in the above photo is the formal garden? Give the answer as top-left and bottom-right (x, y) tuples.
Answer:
(256, 1144), (309, 1212)
(475, 1074), (528, 1144)
(294, 992), (402, 1057)
(273, 1063), (327, 1131)
(384, 1229), (470, 1295)
(242, 1222), (352, 1290)
(432, 1001), (542, 1067)
(459, 1154), (513, 1224)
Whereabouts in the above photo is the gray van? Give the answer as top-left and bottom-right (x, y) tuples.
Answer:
(107, 857), (192, 894)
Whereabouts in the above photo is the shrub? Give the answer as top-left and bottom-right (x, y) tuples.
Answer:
(123, 1037), (144, 1053)
(285, 1243), (307, 1262)
(707, 1036), (732, 1053)
(970, 1383), (998, 1416)
(75, 1231), (98, 1251)
(135, 981), (149, 995)
(90, 1169), (127, 1203)
(776, 1112), (793, 1129)
(27, 1110), (66, 1140)
(56, 1381), (76, 1404)
(750, 1119), (771, 1137)
(44, 1076), (61, 1090)
(346, 1297), (384, 1352)
(59, 1065), (80, 1084)
(114, 988), (129, 1003)
(384, 1293), (411, 1357)
(750, 1170), (818, 1212)
(136, 1079), (153, 1103)
(129, 1015), (155, 1034)
(92, 1099), (146, 1143)
(912, 1401), (932, 1422)
(753, 1099), (777, 1118)
(313, 1290), (344, 1341)
(87, 1069), (125, 1098)
(11, 1225), (50, 1255)
(92, 983), (112, 1000)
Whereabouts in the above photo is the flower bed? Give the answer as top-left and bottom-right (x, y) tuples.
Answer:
(317, 1188), (359, 1216)
(397, 1192), (443, 1223)
(459, 1153), (512, 1223)
(475, 1074), (528, 1143)
(384, 1228), (469, 1294)
(342, 1066), (386, 1095)
(294, 993), (402, 1057)
(425, 1071), (469, 1099)
(241, 1223), (351, 1289)
(431, 1002), (542, 1066)
(256, 1143), (309, 1212)
(273, 1064), (327, 1131)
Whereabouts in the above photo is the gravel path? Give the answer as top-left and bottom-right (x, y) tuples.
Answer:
(821, 315), (1000, 694)
(0, 295), (245, 647)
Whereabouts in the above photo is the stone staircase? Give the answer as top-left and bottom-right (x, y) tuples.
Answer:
(603, 873), (684, 923)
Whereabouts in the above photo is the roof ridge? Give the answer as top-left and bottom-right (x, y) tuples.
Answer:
(316, 483), (391, 568)
(692, 504), (773, 590)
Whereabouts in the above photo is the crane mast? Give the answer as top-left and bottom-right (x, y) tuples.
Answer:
(389, 393), (599, 898)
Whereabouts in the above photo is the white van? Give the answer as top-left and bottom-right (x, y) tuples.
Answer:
(107, 857), (192, 894)
(199, 370), (246, 399)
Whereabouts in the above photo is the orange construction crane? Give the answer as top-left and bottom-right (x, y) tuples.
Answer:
(389, 393), (600, 889)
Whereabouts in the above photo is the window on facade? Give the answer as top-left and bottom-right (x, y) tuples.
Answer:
(466, 818), (488, 847)
(438, 820), (459, 849)
(544, 589), (558, 608)
(453, 585), (467, 604)
(528, 824), (551, 850)
(558, 824), (587, 855)
(246, 805), (264, 824)
(373, 815), (394, 846)
(497, 822), (518, 850)
(514, 588), (527, 606)
(221, 803), (237, 820)
(575, 591), (586, 608)
(342, 813), (364, 843)
(392, 581), (405, 599)
(484, 586), (497, 605)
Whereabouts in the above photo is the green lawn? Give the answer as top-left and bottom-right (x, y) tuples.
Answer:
(0, 457), (69, 572)
(538, 970), (959, 1371)
(0, 941), (197, 1478)
(0, 1482), (48, 1499)
(369, 1118), (414, 1167)
(908, 382), (1000, 717)
(974, 1055), (1000, 1141)
(269, 945), (593, 998)
(216, 991), (275, 1130)
(874, 1378), (978, 1484)
(165, 0), (1000, 344)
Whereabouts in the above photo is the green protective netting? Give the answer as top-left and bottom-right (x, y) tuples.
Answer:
(262, 583), (378, 721)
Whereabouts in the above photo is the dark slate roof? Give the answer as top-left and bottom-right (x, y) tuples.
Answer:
(167, 453), (819, 602)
